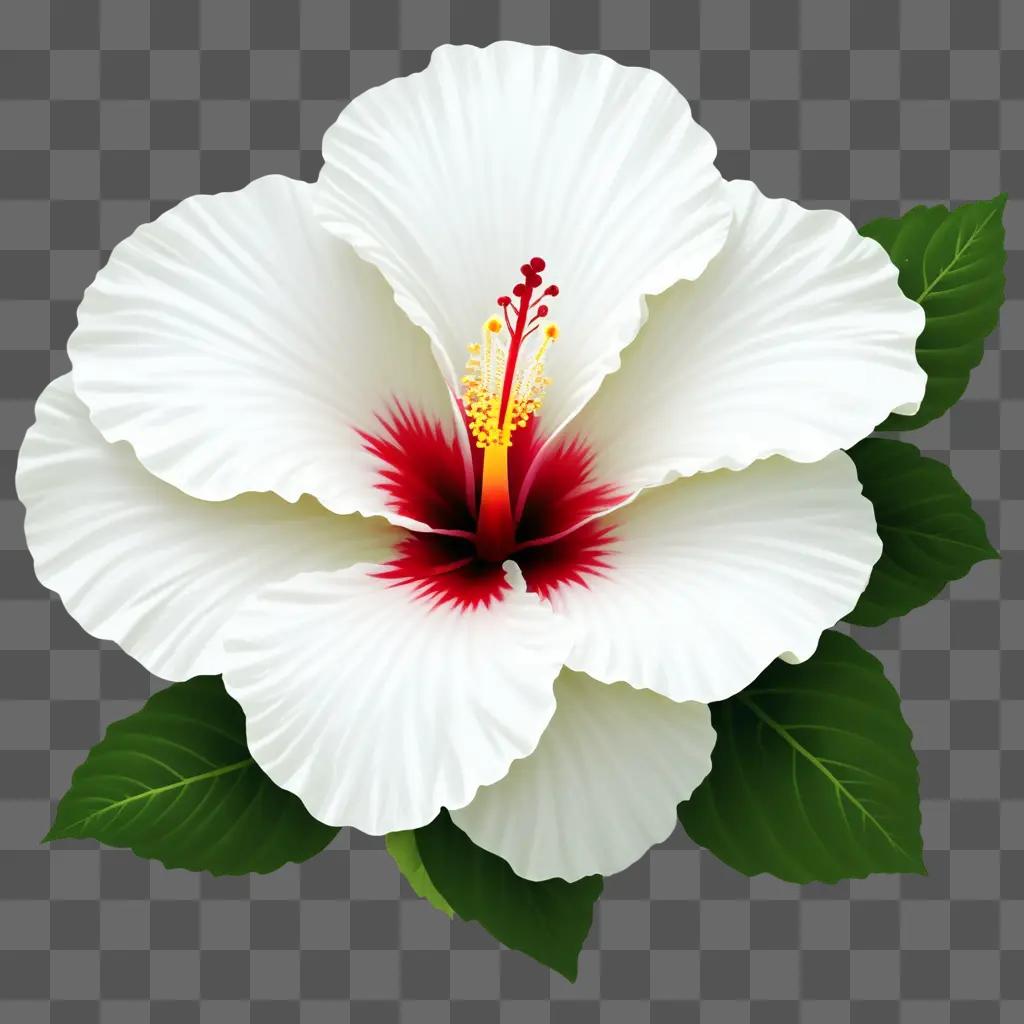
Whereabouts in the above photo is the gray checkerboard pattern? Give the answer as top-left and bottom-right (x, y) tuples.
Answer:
(0, 0), (1020, 1019)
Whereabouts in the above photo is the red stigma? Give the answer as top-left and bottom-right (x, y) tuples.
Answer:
(494, 258), (558, 433)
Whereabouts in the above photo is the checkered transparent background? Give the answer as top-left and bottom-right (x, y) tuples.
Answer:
(1, 1), (1022, 1020)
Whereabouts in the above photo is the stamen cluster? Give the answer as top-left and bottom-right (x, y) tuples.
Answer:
(462, 258), (559, 449)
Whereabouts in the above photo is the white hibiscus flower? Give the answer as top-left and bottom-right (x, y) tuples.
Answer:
(16, 42), (926, 883)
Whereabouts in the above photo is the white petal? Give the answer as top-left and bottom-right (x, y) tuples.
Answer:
(16, 376), (399, 681)
(315, 41), (730, 434)
(551, 452), (881, 704)
(221, 562), (573, 834)
(575, 179), (926, 490)
(68, 174), (454, 527)
(452, 669), (715, 882)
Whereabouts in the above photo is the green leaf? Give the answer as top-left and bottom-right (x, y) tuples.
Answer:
(45, 675), (338, 874)
(846, 437), (998, 627)
(415, 811), (602, 980)
(386, 830), (453, 918)
(861, 194), (1007, 431)
(679, 632), (924, 884)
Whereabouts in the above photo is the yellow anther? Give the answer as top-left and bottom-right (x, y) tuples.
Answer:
(462, 312), (558, 449)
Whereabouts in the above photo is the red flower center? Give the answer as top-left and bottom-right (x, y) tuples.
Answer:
(360, 260), (627, 609)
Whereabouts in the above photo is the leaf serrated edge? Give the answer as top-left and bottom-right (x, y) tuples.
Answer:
(846, 439), (1000, 625)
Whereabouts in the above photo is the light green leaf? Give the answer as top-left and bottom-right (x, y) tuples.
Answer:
(45, 675), (338, 874)
(415, 811), (601, 980)
(679, 632), (924, 884)
(861, 194), (1006, 431)
(386, 830), (453, 918)
(846, 438), (998, 626)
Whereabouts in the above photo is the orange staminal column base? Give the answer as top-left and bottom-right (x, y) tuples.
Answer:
(476, 444), (516, 562)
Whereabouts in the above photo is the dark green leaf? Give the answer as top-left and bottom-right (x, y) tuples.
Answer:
(415, 811), (602, 980)
(861, 194), (1006, 431)
(45, 675), (338, 874)
(679, 632), (924, 884)
(386, 830), (453, 918)
(846, 438), (998, 626)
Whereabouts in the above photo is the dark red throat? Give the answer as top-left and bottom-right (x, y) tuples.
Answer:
(359, 408), (626, 609)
